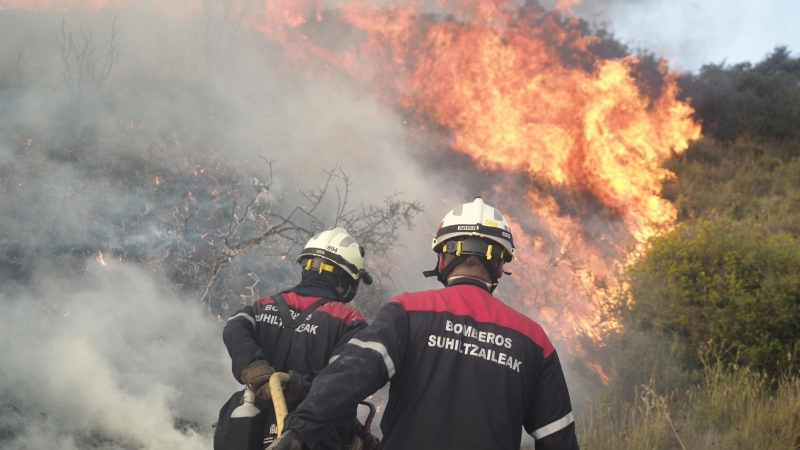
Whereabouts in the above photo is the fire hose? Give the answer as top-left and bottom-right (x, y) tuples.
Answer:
(269, 372), (291, 437)
(269, 372), (378, 441)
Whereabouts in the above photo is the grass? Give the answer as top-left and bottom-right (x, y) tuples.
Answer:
(578, 362), (800, 449)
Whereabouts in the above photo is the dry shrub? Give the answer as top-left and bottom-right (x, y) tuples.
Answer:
(579, 357), (800, 449)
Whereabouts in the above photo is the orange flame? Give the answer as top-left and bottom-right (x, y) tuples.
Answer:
(4, 0), (702, 345)
(298, 0), (701, 341)
(96, 250), (107, 266)
(592, 363), (610, 386)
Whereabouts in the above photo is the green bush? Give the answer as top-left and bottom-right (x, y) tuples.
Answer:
(626, 219), (800, 376)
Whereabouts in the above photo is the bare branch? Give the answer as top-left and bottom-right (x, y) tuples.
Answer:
(57, 17), (122, 114)
(16, 50), (22, 87)
(198, 163), (421, 311)
(94, 15), (122, 91)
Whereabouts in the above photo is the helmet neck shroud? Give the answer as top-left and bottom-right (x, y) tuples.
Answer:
(300, 256), (360, 303)
(423, 236), (504, 293)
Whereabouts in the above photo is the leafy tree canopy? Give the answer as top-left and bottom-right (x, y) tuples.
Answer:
(679, 47), (800, 145)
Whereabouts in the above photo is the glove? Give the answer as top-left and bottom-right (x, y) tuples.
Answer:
(361, 433), (380, 450)
(351, 418), (380, 450)
(255, 370), (306, 402)
(281, 370), (306, 403)
(240, 360), (275, 390)
(266, 430), (306, 450)
(342, 433), (363, 450)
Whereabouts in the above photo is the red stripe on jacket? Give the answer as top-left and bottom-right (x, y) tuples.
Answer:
(392, 284), (555, 357)
(255, 292), (364, 325)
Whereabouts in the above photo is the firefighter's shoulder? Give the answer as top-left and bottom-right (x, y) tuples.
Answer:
(388, 287), (452, 312)
(490, 298), (555, 358)
(317, 301), (365, 324)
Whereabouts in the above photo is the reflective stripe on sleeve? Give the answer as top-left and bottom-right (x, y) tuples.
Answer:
(227, 312), (256, 328)
(329, 354), (340, 364)
(349, 339), (396, 378)
(532, 412), (574, 440)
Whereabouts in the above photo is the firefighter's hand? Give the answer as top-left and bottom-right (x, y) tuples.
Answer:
(343, 432), (364, 450)
(240, 360), (275, 390)
(266, 430), (306, 450)
(281, 370), (306, 403)
(361, 432), (381, 450)
(253, 370), (305, 401)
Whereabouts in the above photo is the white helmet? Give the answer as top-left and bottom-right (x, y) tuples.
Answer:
(296, 227), (372, 284)
(424, 198), (515, 292)
(432, 197), (515, 261)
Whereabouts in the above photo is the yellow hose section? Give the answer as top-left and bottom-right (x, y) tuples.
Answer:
(269, 372), (291, 437)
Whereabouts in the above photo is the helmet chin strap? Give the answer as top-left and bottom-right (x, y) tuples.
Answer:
(340, 280), (359, 303)
(479, 259), (500, 293)
(328, 271), (359, 303)
(423, 254), (500, 293)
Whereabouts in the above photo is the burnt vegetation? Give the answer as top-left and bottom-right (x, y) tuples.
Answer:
(0, 13), (421, 321)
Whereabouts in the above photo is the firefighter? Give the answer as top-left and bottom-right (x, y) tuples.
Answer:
(268, 198), (580, 450)
(222, 227), (379, 449)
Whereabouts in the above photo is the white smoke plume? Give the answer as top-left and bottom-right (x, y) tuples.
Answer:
(0, 8), (445, 447)
(0, 4), (601, 448)
(0, 262), (236, 449)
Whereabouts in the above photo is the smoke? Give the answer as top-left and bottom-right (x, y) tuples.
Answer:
(0, 261), (236, 449)
(0, 7), (444, 447)
(0, 9), (441, 292)
(0, 2), (648, 446)
(541, 0), (800, 71)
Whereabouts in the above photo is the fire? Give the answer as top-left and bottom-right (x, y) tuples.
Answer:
(591, 363), (610, 386)
(96, 250), (107, 266)
(293, 0), (701, 341)
(3, 0), (702, 345)
(327, 4), (700, 229)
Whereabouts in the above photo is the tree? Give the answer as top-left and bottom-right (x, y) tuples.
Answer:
(679, 47), (800, 145)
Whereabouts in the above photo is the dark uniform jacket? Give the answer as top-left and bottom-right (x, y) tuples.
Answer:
(283, 277), (579, 450)
(223, 276), (368, 384)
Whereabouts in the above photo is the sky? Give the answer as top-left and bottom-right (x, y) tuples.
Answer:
(563, 0), (800, 71)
